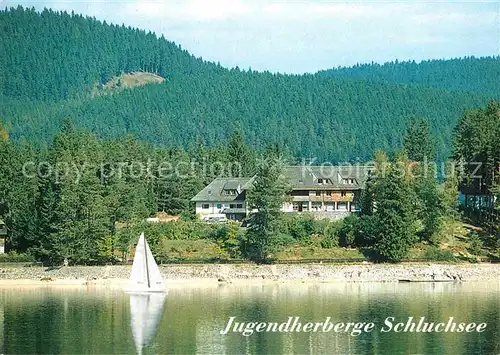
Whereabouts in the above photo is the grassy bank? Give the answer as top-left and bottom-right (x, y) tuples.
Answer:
(2, 216), (498, 266)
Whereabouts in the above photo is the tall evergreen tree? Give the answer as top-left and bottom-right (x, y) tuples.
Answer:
(374, 168), (417, 261)
(403, 118), (436, 162)
(453, 100), (500, 193)
(226, 130), (256, 177)
(245, 154), (289, 261)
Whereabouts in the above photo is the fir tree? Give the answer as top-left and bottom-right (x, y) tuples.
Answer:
(245, 154), (289, 261)
(403, 118), (436, 162)
(373, 168), (417, 261)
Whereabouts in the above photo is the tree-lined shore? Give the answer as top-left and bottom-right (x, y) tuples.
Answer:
(1, 101), (498, 265)
(0, 7), (498, 266)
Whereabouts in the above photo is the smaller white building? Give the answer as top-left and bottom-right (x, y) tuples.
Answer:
(191, 177), (255, 221)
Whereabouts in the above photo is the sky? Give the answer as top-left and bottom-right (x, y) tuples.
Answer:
(5, 0), (500, 74)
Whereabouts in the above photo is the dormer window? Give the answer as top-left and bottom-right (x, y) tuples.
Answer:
(317, 178), (332, 184)
(343, 178), (356, 184)
(223, 189), (237, 196)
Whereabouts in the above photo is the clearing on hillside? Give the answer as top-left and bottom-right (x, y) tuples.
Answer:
(101, 71), (165, 92)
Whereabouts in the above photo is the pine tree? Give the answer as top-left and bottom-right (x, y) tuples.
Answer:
(245, 154), (289, 261)
(226, 130), (255, 177)
(403, 117), (436, 162)
(374, 169), (417, 261)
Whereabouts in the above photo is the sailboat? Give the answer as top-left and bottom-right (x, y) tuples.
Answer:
(124, 232), (166, 293)
(125, 233), (167, 354)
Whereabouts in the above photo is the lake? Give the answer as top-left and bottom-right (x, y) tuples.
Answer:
(1, 282), (499, 354)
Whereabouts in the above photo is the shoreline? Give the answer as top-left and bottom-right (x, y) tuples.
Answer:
(1, 263), (500, 288)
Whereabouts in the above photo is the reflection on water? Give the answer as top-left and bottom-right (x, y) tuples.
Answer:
(129, 292), (167, 355)
(1, 282), (499, 354)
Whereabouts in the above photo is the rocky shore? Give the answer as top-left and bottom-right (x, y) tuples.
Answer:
(1, 263), (499, 286)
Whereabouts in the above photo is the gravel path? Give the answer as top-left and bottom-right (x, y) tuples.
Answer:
(1, 263), (499, 283)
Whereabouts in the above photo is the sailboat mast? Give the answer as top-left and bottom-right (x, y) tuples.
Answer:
(144, 238), (151, 288)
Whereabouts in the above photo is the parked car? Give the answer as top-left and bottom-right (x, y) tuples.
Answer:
(201, 215), (228, 223)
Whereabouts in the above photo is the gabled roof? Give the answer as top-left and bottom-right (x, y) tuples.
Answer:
(191, 177), (255, 202)
(282, 165), (372, 190)
(192, 165), (373, 202)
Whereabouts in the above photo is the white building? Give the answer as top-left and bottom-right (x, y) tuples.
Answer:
(191, 165), (372, 221)
(191, 177), (255, 221)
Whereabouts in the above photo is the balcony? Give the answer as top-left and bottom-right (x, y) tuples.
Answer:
(309, 196), (323, 202)
(291, 196), (310, 202)
(324, 194), (354, 202)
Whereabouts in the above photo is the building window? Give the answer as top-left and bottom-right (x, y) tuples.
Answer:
(318, 178), (332, 184)
(326, 191), (332, 196)
(202, 204), (209, 209)
(230, 204), (236, 208)
(341, 192), (346, 197)
(236, 204), (243, 208)
(316, 191), (322, 196)
(216, 204), (222, 209)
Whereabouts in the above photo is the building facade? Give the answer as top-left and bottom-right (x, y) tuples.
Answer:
(280, 166), (370, 217)
(191, 177), (255, 221)
(192, 165), (372, 221)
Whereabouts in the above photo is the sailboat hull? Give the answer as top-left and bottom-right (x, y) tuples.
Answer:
(123, 288), (167, 294)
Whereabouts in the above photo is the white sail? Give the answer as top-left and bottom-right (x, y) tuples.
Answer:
(130, 292), (167, 355)
(125, 232), (166, 293)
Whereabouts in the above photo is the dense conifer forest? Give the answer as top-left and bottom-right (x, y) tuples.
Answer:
(1, 6), (498, 161)
(0, 6), (498, 264)
(319, 57), (500, 97)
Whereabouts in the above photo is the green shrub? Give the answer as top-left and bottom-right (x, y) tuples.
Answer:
(116, 220), (221, 254)
(212, 222), (246, 258)
(423, 246), (455, 261)
(321, 223), (340, 248)
(468, 231), (483, 256)
(0, 251), (36, 263)
(156, 239), (222, 261)
(273, 233), (296, 247)
(280, 214), (324, 244)
(339, 215), (359, 247)
(355, 215), (379, 246)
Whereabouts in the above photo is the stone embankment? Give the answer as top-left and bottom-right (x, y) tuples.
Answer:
(1, 263), (499, 285)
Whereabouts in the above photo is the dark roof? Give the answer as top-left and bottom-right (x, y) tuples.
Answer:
(192, 165), (373, 202)
(191, 177), (255, 202)
(282, 165), (372, 190)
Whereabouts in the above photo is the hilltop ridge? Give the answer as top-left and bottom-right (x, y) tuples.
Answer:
(1, 6), (498, 161)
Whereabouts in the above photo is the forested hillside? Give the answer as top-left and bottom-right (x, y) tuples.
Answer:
(1, 6), (498, 161)
(318, 57), (500, 98)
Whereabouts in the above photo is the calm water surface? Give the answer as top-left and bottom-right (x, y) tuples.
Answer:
(1, 282), (499, 355)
